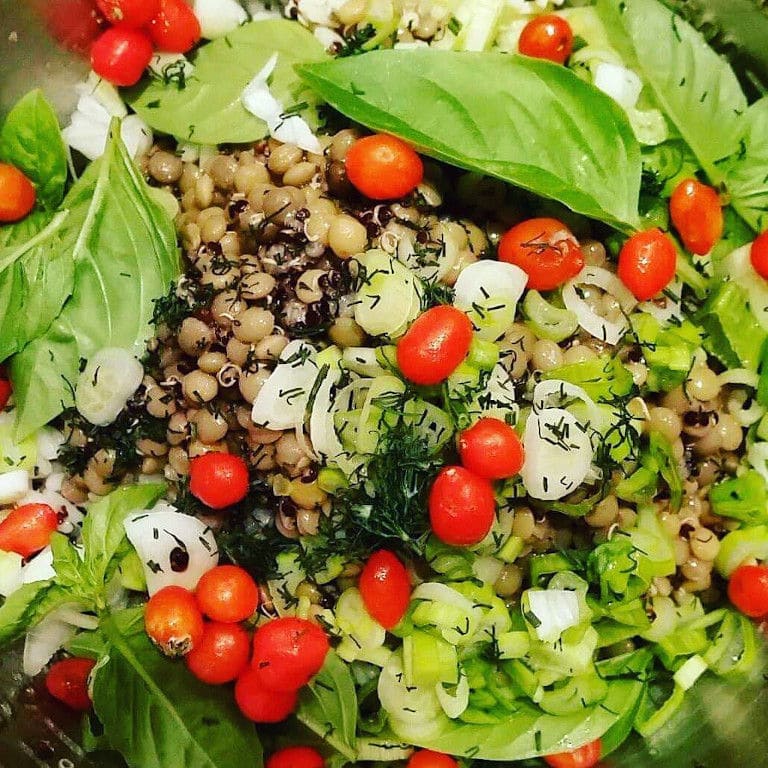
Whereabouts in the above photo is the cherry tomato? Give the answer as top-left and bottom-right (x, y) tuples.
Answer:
(189, 452), (250, 509)
(749, 230), (768, 280)
(266, 746), (325, 768)
(544, 739), (601, 768)
(45, 657), (96, 711)
(195, 565), (259, 624)
(148, 0), (201, 53)
(96, 0), (159, 27)
(359, 550), (411, 630)
(345, 134), (424, 200)
(38, 0), (105, 56)
(458, 417), (524, 480)
(235, 667), (298, 722)
(0, 163), (36, 223)
(90, 27), (153, 87)
(728, 564), (768, 618)
(518, 14), (574, 65)
(396, 305), (473, 386)
(407, 750), (459, 768)
(617, 227), (677, 301)
(251, 617), (329, 692)
(145, 585), (205, 657)
(185, 621), (251, 684)
(669, 178), (723, 255)
(498, 218), (584, 291)
(428, 466), (496, 547)
(0, 373), (12, 410)
(0, 503), (58, 558)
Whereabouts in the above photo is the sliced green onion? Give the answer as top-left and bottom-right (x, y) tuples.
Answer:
(523, 289), (578, 342)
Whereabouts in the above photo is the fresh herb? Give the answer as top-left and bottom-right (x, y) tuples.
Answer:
(151, 280), (214, 332)
(337, 24), (377, 57)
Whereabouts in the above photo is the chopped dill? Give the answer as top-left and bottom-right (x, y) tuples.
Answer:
(337, 24), (377, 57)
(151, 280), (214, 333)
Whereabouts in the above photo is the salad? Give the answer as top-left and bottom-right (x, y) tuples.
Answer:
(1, 0), (768, 766)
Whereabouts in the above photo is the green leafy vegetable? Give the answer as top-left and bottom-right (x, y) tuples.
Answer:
(9, 121), (180, 440)
(0, 581), (71, 646)
(0, 89), (67, 210)
(296, 652), (358, 761)
(127, 20), (326, 144)
(542, 355), (634, 403)
(297, 50), (642, 229)
(92, 612), (263, 768)
(602, 0), (747, 180)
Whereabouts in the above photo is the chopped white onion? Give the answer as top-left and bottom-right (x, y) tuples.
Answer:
(0, 550), (23, 597)
(34, 427), (66, 479)
(309, 365), (344, 461)
(251, 340), (319, 430)
(453, 260), (527, 311)
(562, 266), (637, 345)
(472, 556), (504, 585)
(412, 582), (475, 612)
(124, 505), (219, 595)
(718, 369), (759, 388)
(75, 347), (144, 427)
(378, 650), (443, 728)
(532, 378), (598, 415)
(435, 673), (470, 719)
(593, 62), (643, 109)
(21, 546), (56, 584)
(192, 0), (247, 38)
(638, 279), (683, 325)
(526, 588), (581, 642)
(0, 470), (31, 505)
(521, 408), (593, 500)
(24, 611), (78, 677)
(314, 26), (345, 50)
(241, 54), (322, 154)
(296, 0), (345, 25)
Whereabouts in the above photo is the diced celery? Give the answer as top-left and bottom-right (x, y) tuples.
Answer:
(453, 0), (505, 52)
(402, 398), (454, 451)
(317, 466), (348, 494)
(538, 673), (609, 716)
(341, 346), (385, 377)
(313, 554), (345, 585)
(523, 290), (578, 342)
(715, 525), (768, 577)
(315, 344), (342, 370)
(356, 375), (406, 454)
(635, 684), (685, 737)
(498, 535), (524, 563)
(467, 337), (499, 371)
(403, 630), (458, 687)
(497, 630), (530, 659)
(709, 470), (768, 525)
(673, 654), (707, 690)
(542, 355), (634, 403)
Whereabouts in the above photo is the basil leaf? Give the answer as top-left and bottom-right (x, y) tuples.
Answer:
(0, 210), (53, 248)
(92, 614), (263, 768)
(0, 90), (67, 210)
(297, 50), (642, 230)
(9, 121), (180, 440)
(601, 0), (747, 179)
(0, 581), (71, 647)
(127, 20), (326, 145)
(296, 651), (358, 761)
(723, 96), (768, 232)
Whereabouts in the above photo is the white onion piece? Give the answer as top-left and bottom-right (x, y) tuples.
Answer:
(526, 589), (581, 642)
(192, 0), (247, 38)
(721, 244), (768, 331)
(309, 365), (343, 461)
(436, 674), (470, 719)
(532, 378), (599, 416)
(718, 369), (759, 388)
(0, 470), (31, 504)
(124, 505), (219, 595)
(34, 427), (65, 479)
(251, 340), (319, 430)
(412, 582), (475, 612)
(521, 408), (593, 500)
(638, 278), (682, 325)
(562, 266), (637, 345)
(593, 62), (643, 109)
(378, 650), (443, 726)
(453, 260), (527, 311)
(241, 54), (322, 154)
(24, 612), (77, 677)
(472, 556), (504, 585)
(0, 550), (23, 597)
(296, 0), (345, 24)
(75, 347), (144, 427)
(21, 546), (56, 584)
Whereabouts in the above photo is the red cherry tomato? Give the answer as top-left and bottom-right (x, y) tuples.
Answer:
(195, 565), (259, 624)
(267, 746), (325, 768)
(189, 452), (250, 509)
(359, 550), (411, 630)
(90, 27), (153, 87)
(518, 14), (574, 65)
(345, 134), (424, 201)
(96, 0), (159, 27)
(45, 657), (96, 711)
(458, 417), (524, 480)
(407, 750), (459, 768)
(235, 667), (298, 722)
(148, 0), (201, 53)
(396, 305), (473, 386)
(185, 621), (251, 684)
(38, 0), (105, 56)
(617, 227), (677, 301)
(428, 466), (496, 547)
(728, 564), (768, 618)
(0, 373), (12, 410)
(498, 218), (584, 291)
(251, 617), (329, 692)
(0, 163), (37, 223)
(749, 230), (768, 280)
(144, 585), (205, 657)
(0, 503), (58, 558)
(669, 178), (723, 256)
(544, 739), (602, 768)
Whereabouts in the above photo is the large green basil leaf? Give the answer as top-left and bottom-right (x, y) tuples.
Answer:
(10, 121), (180, 440)
(390, 678), (643, 761)
(0, 210), (75, 361)
(126, 20), (326, 145)
(0, 581), (72, 647)
(0, 210), (53, 248)
(601, 0), (747, 180)
(297, 51), (642, 230)
(93, 613), (263, 768)
(0, 90), (67, 210)
(723, 96), (768, 232)
(296, 651), (358, 761)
